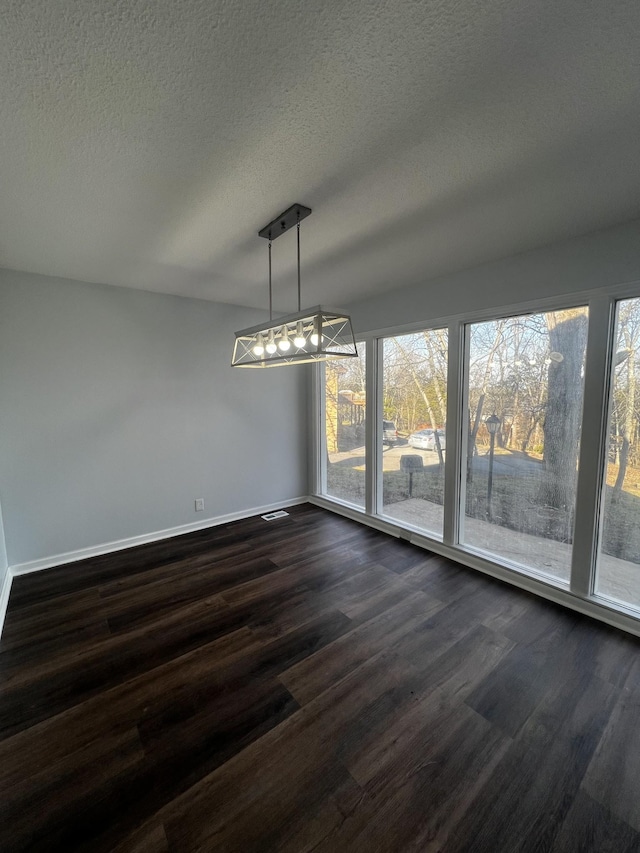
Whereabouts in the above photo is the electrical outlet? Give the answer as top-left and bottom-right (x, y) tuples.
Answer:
(195, 498), (205, 512)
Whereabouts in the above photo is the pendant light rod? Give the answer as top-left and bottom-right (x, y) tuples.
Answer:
(297, 212), (301, 313)
(260, 203), (309, 322)
(232, 201), (357, 368)
(268, 238), (272, 321)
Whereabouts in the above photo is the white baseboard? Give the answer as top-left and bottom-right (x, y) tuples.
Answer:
(6, 493), (636, 642)
(0, 497), (308, 638)
(0, 570), (12, 640)
(308, 495), (401, 538)
(314, 497), (640, 639)
(10, 497), (309, 578)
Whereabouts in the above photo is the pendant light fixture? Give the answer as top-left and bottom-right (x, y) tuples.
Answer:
(231, 204), (358, 367)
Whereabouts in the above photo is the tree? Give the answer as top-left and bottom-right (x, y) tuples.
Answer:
(392, 335), (447, 465)
(542, 308), (589, 510)
(466, 319), (507, 478)
(612, 301), (640, 496)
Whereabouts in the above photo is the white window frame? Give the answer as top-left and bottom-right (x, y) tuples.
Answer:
(374, 326), (450, 541)
(311, 280), (640, 637)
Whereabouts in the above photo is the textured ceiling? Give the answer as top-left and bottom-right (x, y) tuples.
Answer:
(1, 0), (640, 311)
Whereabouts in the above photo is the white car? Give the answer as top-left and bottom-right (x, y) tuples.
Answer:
(408, 429), (446, 451)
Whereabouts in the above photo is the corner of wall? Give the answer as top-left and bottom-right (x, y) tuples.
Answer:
(0, 497), (11, 639)
(0, 570), (12, 640)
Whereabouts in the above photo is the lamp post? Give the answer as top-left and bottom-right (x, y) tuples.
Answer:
(485, 414), (501, 522)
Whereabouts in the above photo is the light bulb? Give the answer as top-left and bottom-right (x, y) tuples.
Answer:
(252, 333), (265, 356)
(293, 321), (306, 348)
(266, 330), (277, 354)
(311, 318), (323, 346)
(278, 325), (291, 351)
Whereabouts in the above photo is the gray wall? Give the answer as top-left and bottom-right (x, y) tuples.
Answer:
(0, 270), (308, 566)
(0, 496), (8, 591)
(346, 219), (640, 333)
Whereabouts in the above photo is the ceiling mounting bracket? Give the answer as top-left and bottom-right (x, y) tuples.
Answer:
(258, 204), (312, 240)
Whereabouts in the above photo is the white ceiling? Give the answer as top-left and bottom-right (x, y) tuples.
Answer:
(1, 0), (640, 311)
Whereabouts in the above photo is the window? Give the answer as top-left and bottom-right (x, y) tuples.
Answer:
(461, 308), (588, 582)
(596, 298), (640, 610)
(323, 345), (366, 507)
(314, 291), (640, 630)
(381, 330), (447, 538)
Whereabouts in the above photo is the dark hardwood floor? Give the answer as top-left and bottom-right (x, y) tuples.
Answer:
(1, 503), (639, 852)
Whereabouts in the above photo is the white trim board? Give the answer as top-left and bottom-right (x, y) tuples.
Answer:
(10, 497), (309, 576)
(350, 277), (640, 340)
(0, 497), (308, 638)
(0, 571), (12, 641)
(309, 496), (640, 639)
(310, 494), (401, 538)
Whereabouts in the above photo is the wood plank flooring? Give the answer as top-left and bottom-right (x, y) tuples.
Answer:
(1, 503), (639, 852)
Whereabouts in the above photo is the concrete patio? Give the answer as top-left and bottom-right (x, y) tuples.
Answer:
(383, 497), (640, 610)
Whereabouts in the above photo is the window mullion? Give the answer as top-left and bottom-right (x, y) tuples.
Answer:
(443, 321), (465, 546)
(365, 338), (383, 515)
(312, 362), (326, 496)
(570, 296), (616, 598)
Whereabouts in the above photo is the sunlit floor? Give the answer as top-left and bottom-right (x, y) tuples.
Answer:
(383, 498), (640, 611)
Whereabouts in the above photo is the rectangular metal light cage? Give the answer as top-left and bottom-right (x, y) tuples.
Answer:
(231, 307), (358, 368)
